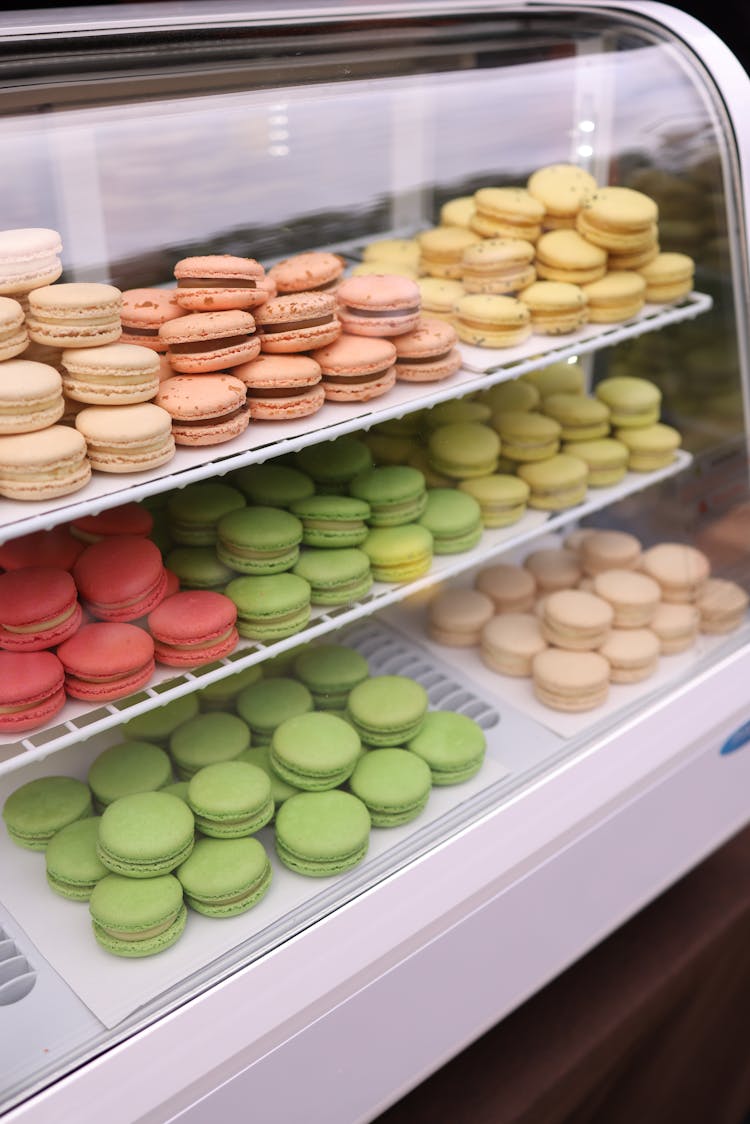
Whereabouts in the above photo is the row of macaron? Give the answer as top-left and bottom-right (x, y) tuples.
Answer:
(426, 531), (748, 712)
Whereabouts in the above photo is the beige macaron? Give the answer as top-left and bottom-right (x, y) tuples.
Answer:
(599, 627), (660, 683)
(427, 587), (494, 647)
(532, 647), (610, 712)
(475, 562), (536, 613)
(580, 529), (642, 576)
(523, 547), (582, 593)
(75, 402), (175, 473)
(541, 588), (614, 650)
(480, 612), (547, 677)
(695, 578), (748, 633)
(0, 424), (91, 500)
(592, 568), (661, 628)
(640, 542), (710, 602)
(650, 602), (700, 653)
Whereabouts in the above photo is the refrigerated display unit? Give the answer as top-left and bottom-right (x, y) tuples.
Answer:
(1, 2), (750, 1120)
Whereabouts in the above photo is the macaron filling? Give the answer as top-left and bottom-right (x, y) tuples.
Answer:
(168, 333), (255, 353)
(261, 314), (335, 332)
(177, 276), (258, 289)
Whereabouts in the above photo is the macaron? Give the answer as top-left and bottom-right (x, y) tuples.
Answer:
(27, 282), (122, 349)
(534, 229), (608, 285)
(87, 740), (173, 810)
(519, 280), (588, 334)
(522, 361), (585, 399)
(73, 535), (167, 621)
(531, 647), (610, 711)
(295, 435), (373, 494)
(122, 692), (200, 743)
(516, 453), (589, 510)
(581, 271), (647, 322)
(592, 568), (661, 628)
(176, 835), (272, 917)
(235, 675), (313, 744)
(0, 358), (63, 432)
(471, 186), (545, 242)
(428, 422), (500, 479)
(89, 872), (187, 956)
(614, 422), (682, 471)
(173, 254), (268, 311)
(425, 399), (491, 428)
(70, 502), (154, 543)
(3, 774), (92, 851)
(0, 649), (66, 732)
(159, 308), (259, 373)
(457, 473), (530, 527)
(349, 464), (427, 526)
(562, 438), (629, 487)
(164, 547), (236, 591)
(0, 566), (81, 651)
(120, 288), (188, 350)
(461, 237), (536, 294)
(594, 375), (662, 428)
(476, 378), (539, 414)
(480, 612), (547, 677)
(187, 760), (273, 837)
(197, 664), (263, 711)
(225, 572), (311, 640)
(362, 524), (433, 582)
(167, 480), (246, 545)
(0, 227), (62, 295)
(362, 238), (420, 272)
(234, 352), (324, 420)
(599, 627), (660, 683)
(274, 789), (371, 877)
(61, 342), (160, 405)
(310, 333), (397, 402)
(336, 274), (421, 337)
(406, 711), (486, 784)
(349, 747), (432, 827)
(417, 487), (482, 553)
(527, 163), (598, 226)
(290, 494), (371, 548)
(292, 547), (372, 606)
(391, 318), (461, 382)
(155, 373), (250, 446)
(427, 587), (494, 647)
(440, 196), (476, 229)
(270, 711), (361, 791)
(541, 393), (610, 442)
(416, 277), (465, 323)
(231, 462), (315, 509)
(637, 251), (695, 302)
(696, 578), (749, 634)
(169, 711), (250, 780)
(0, 425), (91, 500)
(640, 542), (710, 602)
(254, 292), (341, 353)
(417, 226), (481, 280)
(576, 186), (658, 254)
(98, 791), (193, 876)
(292, 643), (369, 709)
(524, 548), (582, 593)
(541, 589), (614, 650)
(493, 410), (562, 463)
(649, 602), (700, 654)
(268, 251), (344, 294)
(475, 562), (536, 612)
(45, 817), (108, 901)
(75, 402), (175, 472)
(57, 622), (156, 701)
(216, 506), (303, 574)
(147, 589), (239, 667)
(453, 293), (532, 348)
(580, 529), (643, 575)
(237, 744), (301, 806)
(346, 674), (428, 747)
(0, 525), (84, 571)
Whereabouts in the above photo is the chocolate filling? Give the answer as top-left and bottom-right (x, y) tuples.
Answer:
(396, 349), (451, 364)
(168, 334), (253, 354)
(260, 314), (334, 333)
(323, 365), (391, 384)
(343, 305), (419, 318)
(121, 325), (160, 336)
(177, 277), (257, 288)
(174, 405), (247, 425)
(247, 385), (315, 399)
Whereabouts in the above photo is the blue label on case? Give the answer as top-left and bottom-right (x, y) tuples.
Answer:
(720, 719), (750, 756)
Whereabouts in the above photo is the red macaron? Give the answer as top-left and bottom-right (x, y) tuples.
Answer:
(0, 649), (66, 732)
(0, 566), (81, 651)
(147, 589), (239, 667)
(57, 621), (155, 702)
(0, 525), (85, 572)
(70, 502), (154, 543)
(73, 536), (168, 622)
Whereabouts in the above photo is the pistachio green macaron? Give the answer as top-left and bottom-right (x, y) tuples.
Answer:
(349, 747), (432, 826)
(292, 642), (370, 710)
(594, 375), (661, 427)
(187, 760), (274, 837)
(169, 712), (251, 780)
(89, 872), (187, 957)
(3, 775), (93, 852)
(517, 453), (589, 510)
(270, 711), (362, 791)
(427, 422), (501, 478)
(562, 437), (629, 486)
(346, 674), (429, 746)
(406, 711), (487, 784)
(417, 488), (483, 553)
(177, 835), (272, 917)
(274, 790), (371, 877)
(457, 473), (530, 527)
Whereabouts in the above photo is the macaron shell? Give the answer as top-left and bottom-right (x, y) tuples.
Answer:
(57, 621), (156, 702)
(336, 275), (421, 337)
(0, 426), (92, 500)
(3, 773), (91, 849)
(0, 358), (63, 432)
(75, 403), (175, 473)
(248, 383), (325, 420)
(120, 288), (188, 348)
(96, 792), (195, 877)
(177, 835), (272, 916)
(173, 255), (268, 311)
(254, 293), (342, 353)
(27, 282), (122, 348)
(160, 309), (260, 372)
(268, 251), (344, 294)
(0, 228), (63, 294)
(274, 789), (371, 876)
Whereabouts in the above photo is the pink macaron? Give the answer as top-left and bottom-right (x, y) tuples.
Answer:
(147, 589), (239, 667)
(57, 621), (155, 702)
(0, 525), (85, 572)
(120, 289), (188, 352)
(70, 502), (154, 543)
(0, 649), (66, 732)
(392, 317), (462, 382)
(159, 309), (261, 373)
(73, 536), (168, 622)
(254, 292), (342, 353)
(155, 374), (250, 445)
(233, 353), (325, 420)
(267, 251), (345, 294)
(310, 334), (397, 402)
(336, 274), (421, 337)
(173, 255), (269, 311)
(0, 566), (82, 651)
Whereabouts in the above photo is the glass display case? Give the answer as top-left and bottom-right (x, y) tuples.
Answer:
(1, 3), (749, 1121)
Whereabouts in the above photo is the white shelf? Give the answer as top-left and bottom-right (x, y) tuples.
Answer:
(0, 450), (691, 777)
(0, 293), (710, 544)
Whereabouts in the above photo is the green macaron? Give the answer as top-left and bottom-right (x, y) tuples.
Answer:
(97, 791), (195, 878)
(516, 452), (589, 510)
(225, 572), (311, 641)
(427, 422), (500, 479)
(346, 675), (428, 747)
(417, 488), (483, 554)
(87, 740), (173, 810)
(231, 462), (315, 508)
(3, 776), (93, 852)
(542, 393), (611, 442)
(425, 399), (491, 427)
(562, 437), (629, 486)
(270, 711), (361, 791)
(362, 524), (434, 583)
(289, 494), (371, 548)
(274, 790), (371, 877)
(216, 506), (303, 575)
(457, 473), (530, 527)
(89, 873), (187, 957)
(237, 744), (302, 806)
(45, 816), (108, 901)
(162, 781), (191, 803)
(594, 375), (661, 427)
(292, 643), (369, 709)
(295, 435), (373, 493)
(349, 465), (427, 527)
(165, 546), (237, 591)
(167, 481), (246, 545)
(492, 411), (562, 462)
(406, 711), (487, 784)
(169, 712), (251, 780)
(348, 748), (432, 827)
(177, 836), (272, 918)
(187, 760), (274, 837)
(197, 664), (264, 711)
(121, 693), (200, 744)
(236, 676), (313, 744)
(292, 547), (373, 606)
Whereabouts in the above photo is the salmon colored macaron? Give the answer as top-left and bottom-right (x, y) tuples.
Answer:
(0, 649), (66, 731)
(336, 275), (421, 337)
(57, 621), (155, 702)
(0, 425), (91, 501)
(173, 255), (269, 311)
(147, 589), (238, 667)
(254, 292), (341, 353)
(268, 251), (345, 294)
(75, 403), (176, 472)
(155, 373), (250, 445)
(233, 353), (325, 420)
(311, 334), (397, 402)
(73, 535), (168, 622)
(159, 309), (260, 372)
(392, 318), (461, 382)
(70, 502), (154, 543)
(0, 525), (85, 572)
(27, 282), (122, 349)
(120, 289), (188, 352)
(0, 567), (81, 651)
(0, 296), (29, 359)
